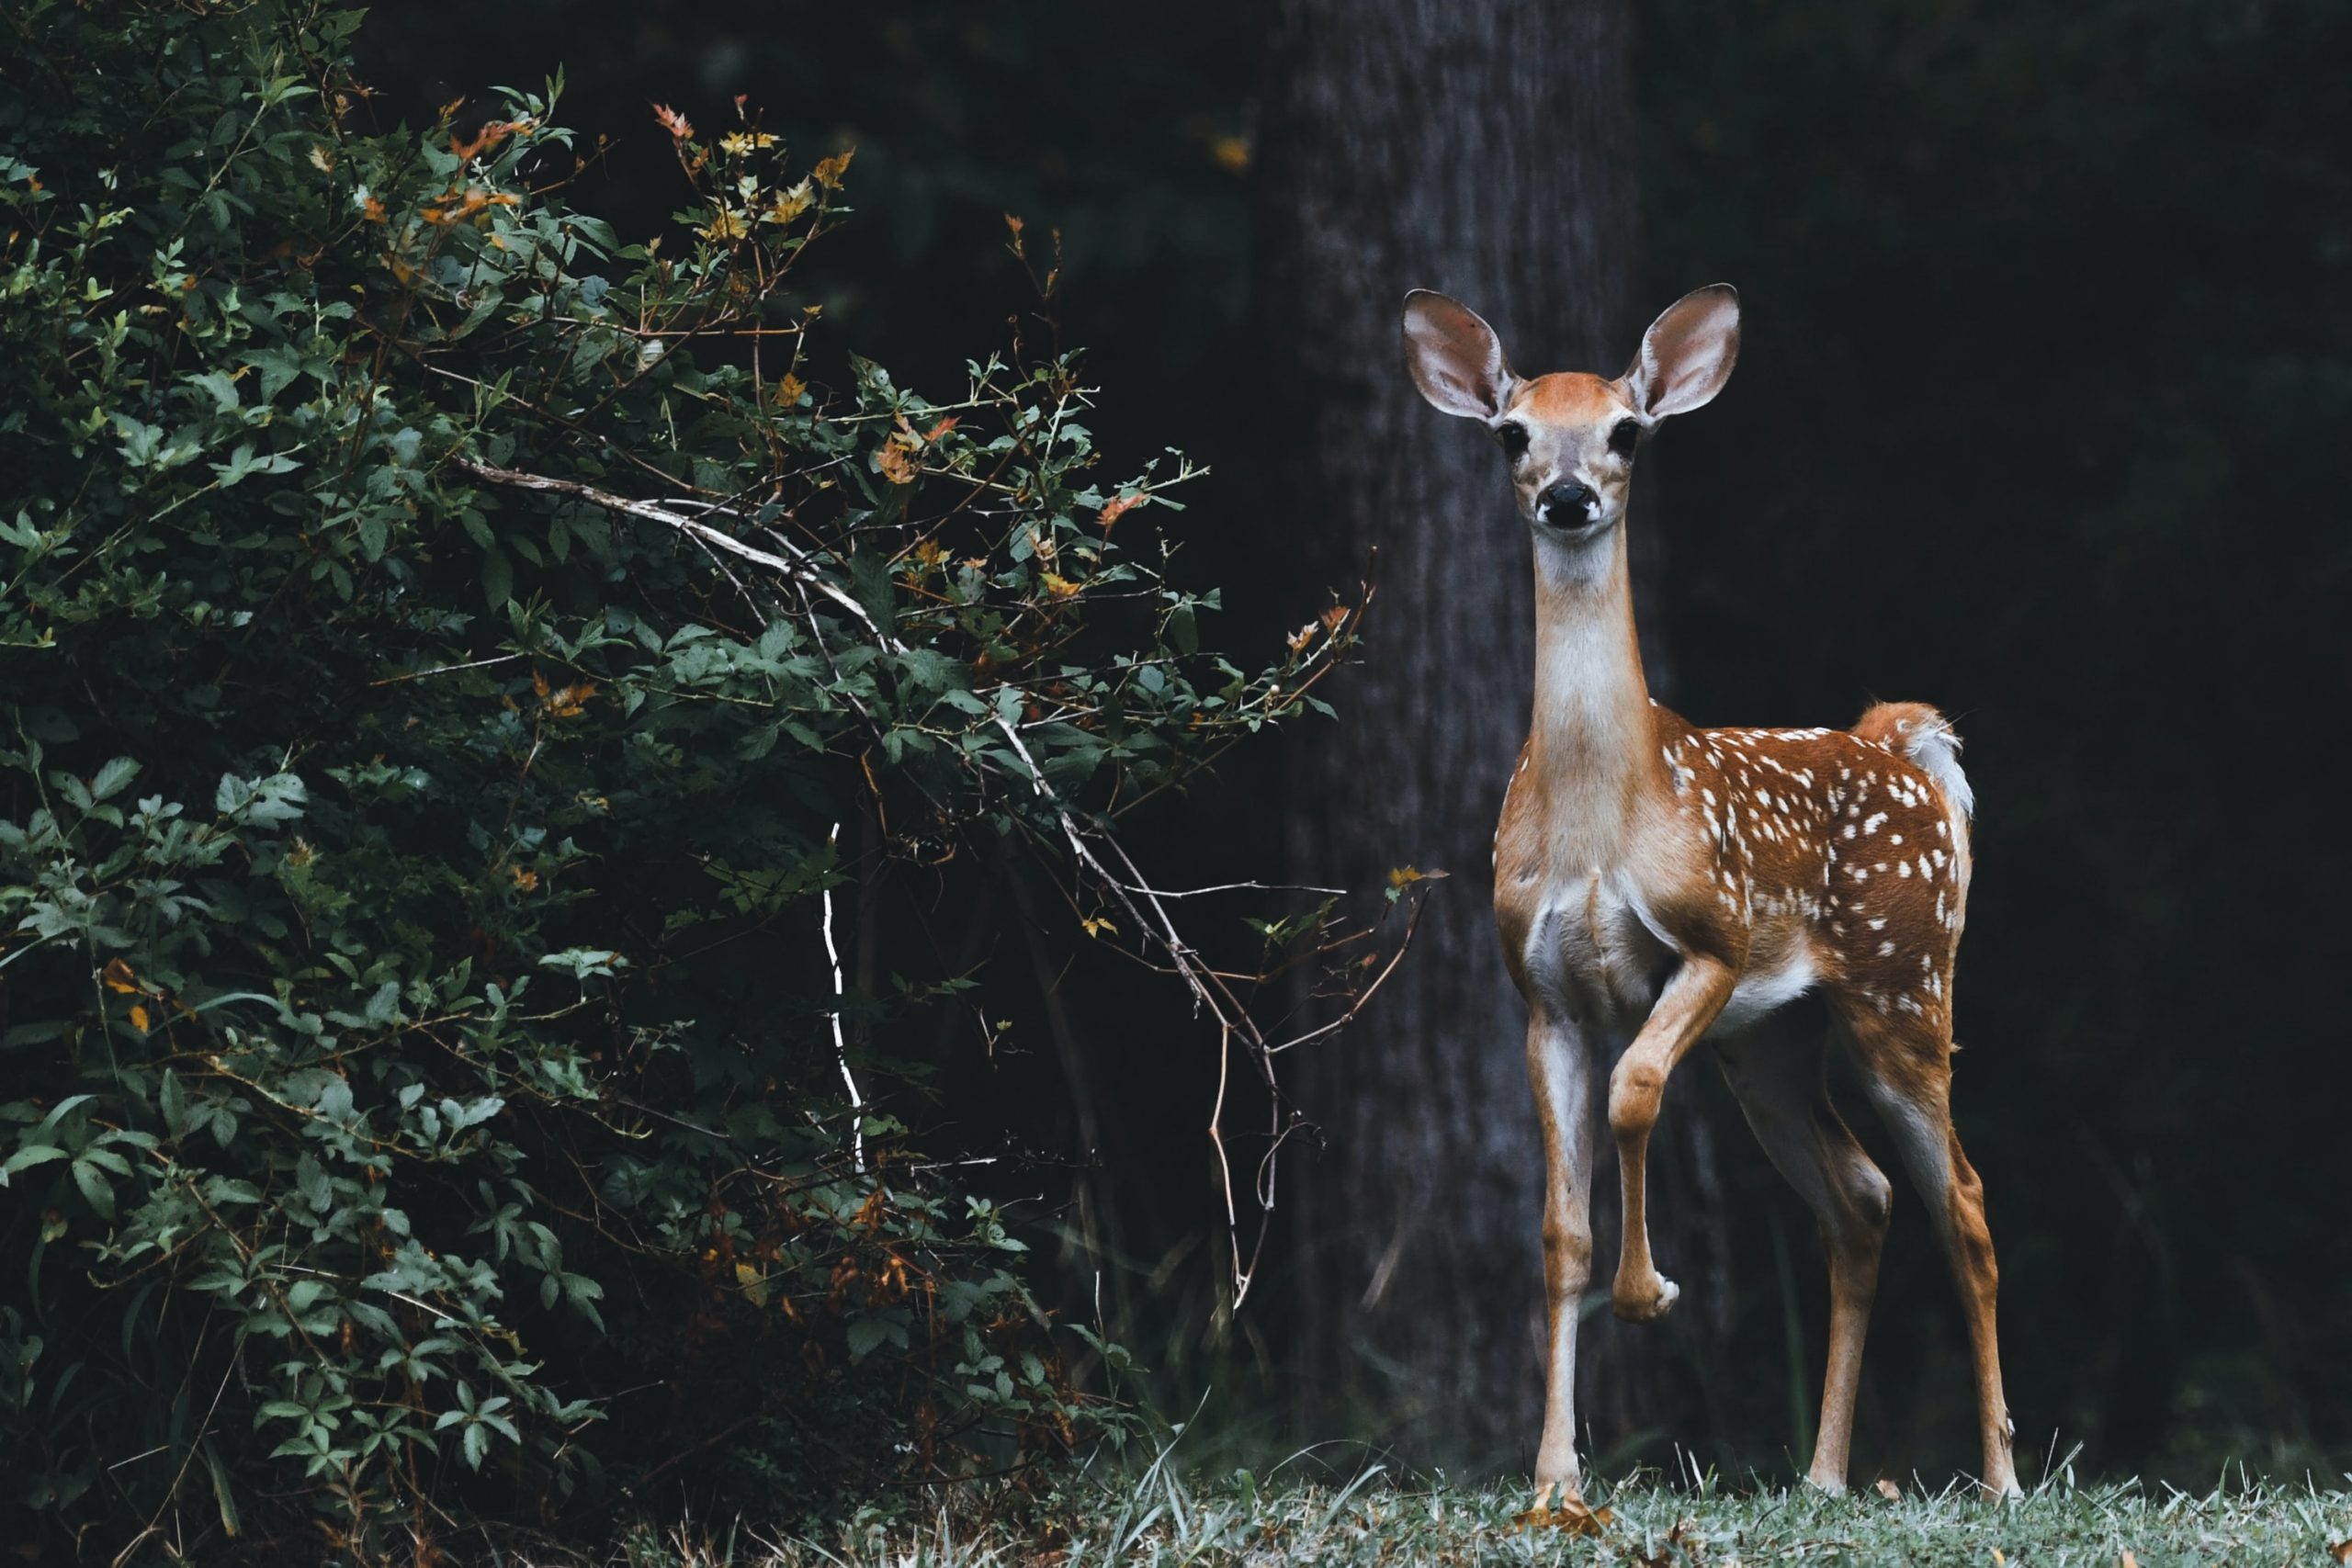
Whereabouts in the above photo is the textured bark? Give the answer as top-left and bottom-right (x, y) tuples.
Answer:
(1258, 0), (1734, 1466)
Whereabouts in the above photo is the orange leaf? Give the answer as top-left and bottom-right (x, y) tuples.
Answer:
(922, 415), (958, 443)
(875, 438), (921, 487)
(811, 147), (855, 190)
(128, 1004), (152, 1033)
(1097, 492), (1145, 531)
(511, 866), (539, 893)
(102, 957), (144, 995)
(774, 372), (806, 407)
(1511, 1498), (1611, 1537)
(651, 102), (695, 141)
(449, 120), (514, 162)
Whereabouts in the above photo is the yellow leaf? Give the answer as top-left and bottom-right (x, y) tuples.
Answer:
(128, 1004), (152, 1033)
(719, 130), (777, 156)
(699, 207), (750, 242)
(511, 866), (539, 893)
(774, 371), (806, 407)
(1388, 865), (1426, 889)
(1210, 134), (1250, 173)
(763, 180), (814, 225)
(102, 956), (144, 994)
(734, 1261), (770, 1307)
(1039, 572), (1080, 599)
(1080, 916), (1117, 938)
(810, 147), (855, 190)
(308, 144), (335, 174)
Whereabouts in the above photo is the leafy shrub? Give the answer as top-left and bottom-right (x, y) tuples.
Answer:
(0, 2), (1356, 1555)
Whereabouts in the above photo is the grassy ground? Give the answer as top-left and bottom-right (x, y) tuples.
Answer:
(616, 1466), (2352, 1566)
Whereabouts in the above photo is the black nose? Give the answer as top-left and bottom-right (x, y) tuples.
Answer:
(1540, 480), (1595, 522)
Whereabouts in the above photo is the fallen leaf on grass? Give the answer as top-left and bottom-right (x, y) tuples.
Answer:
(1511, 1499), (1611, 1537)
(1875, 1478), (1901, 1501)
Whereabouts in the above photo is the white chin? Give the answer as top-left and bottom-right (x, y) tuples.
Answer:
(1534, 513), (1611, 540)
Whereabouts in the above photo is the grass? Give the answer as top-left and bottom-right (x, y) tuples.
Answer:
(610, 1461), (2352, 1567)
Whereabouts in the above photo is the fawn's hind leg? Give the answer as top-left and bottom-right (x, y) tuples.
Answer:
(1838, 1000), (2021, 1498)
(1715, 1031), (1892, 1493)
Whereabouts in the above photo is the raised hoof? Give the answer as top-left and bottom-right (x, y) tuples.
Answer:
(1611, 1271), (1680, 1323)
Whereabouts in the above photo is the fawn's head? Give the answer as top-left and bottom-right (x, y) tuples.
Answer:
(1402, 285), (1740, 541)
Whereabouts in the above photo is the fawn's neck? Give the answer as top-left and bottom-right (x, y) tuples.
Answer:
(1525, 526), (1668, 864)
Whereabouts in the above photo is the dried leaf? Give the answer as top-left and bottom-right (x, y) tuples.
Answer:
(102, 956), (144, 994)
(1875, 1478), (1901, 1501)
(1511, 1498), (1611, 1537)
(811, 148), (855, 190)
(1097, 492), (1145, 531)
(651, 102), (695, 141)
(875, 437), (921, 487)
(774, 372), (806, 407)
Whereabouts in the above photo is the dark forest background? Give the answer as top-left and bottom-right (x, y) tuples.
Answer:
(353, 0), (2350, 1489)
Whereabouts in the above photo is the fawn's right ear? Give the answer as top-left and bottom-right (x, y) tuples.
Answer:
(1402, 290), (1518, 420)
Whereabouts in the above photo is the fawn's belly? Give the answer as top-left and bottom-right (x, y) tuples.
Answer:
(1515, 870), (1673, 1032)
(1513, 870), (1822, 1039)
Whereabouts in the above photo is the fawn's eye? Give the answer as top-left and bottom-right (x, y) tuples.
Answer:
(1608, 418), (1642, 458)
(1498, 423), (1530, 459)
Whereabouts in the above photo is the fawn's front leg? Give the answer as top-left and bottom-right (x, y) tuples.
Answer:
(1607, 955), (1735, 1321)
(1526, 1009), (1597, 1502)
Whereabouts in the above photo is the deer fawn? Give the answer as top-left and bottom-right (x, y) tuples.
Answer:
(1402, 285), (2018, 1503)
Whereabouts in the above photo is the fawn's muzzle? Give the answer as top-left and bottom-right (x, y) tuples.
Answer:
(1539, 480), (1597, 527)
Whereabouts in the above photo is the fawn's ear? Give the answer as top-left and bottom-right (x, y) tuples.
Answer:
(1402, 290), (1518, 420)
(1626, 285), (1740, 419)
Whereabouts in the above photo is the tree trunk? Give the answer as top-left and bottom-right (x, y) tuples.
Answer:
(1258, 0), (1735, 1468)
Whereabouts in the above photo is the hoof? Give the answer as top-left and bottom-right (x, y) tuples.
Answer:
(1611, 1271), (1680, 1323)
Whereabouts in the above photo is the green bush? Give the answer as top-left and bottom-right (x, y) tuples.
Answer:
(0, 2), (1350, 1555)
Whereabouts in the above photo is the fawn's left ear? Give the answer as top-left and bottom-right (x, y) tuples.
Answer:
(1626, 285), (1740, 419)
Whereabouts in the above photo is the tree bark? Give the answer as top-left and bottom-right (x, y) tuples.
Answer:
(1258, 0), (1734, 1467)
